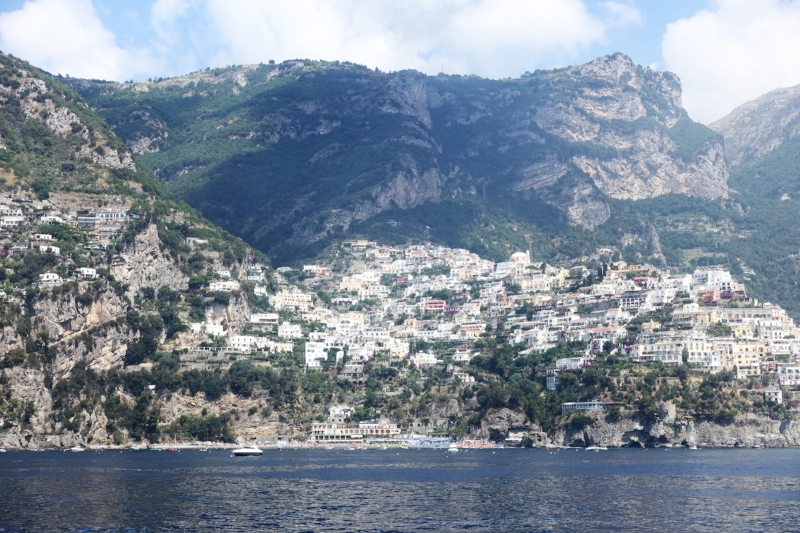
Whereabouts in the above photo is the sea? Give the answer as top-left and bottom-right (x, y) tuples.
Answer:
(0, 447), (798, 532)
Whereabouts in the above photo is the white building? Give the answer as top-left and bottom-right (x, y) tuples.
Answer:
(278, 322), (303, 339)
(250, 313), (279, 326)
(189, 323), (226, 336)
(209, 280), (240, 292)
(35, 272), (62, 287)
(76, 267), (99, 280)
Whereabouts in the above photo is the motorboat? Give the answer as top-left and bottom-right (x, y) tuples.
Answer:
(586, 446), (607, 451)
(0, 448), (6, 453)
(68, 446), (85, 452)
(447, 443), (459, 453)
(751, 444), (763, 449)
(688, 445), (699, 450)
(232, 446), (263, 457)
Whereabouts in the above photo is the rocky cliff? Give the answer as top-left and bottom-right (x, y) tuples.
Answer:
(60, 54), (728, 262)
(710, 84), (800, 166)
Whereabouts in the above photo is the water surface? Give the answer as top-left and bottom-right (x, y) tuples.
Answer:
(0, 448), (797, 532)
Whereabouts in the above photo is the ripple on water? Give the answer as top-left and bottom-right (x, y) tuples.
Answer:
(0, 448), (797, 532)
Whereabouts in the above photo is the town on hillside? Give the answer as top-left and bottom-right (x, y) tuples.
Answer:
(1, 193), (797, 446)
(175, 239), (798, 444)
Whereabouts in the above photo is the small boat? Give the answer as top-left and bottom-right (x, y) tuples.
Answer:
(688, 445), (699, 450)
(129, 446), (141, 451)
(166, 448), (178, 452)
(0, 448), (6, 453)
(232, 446), (263, 457)
(68, 446), (85, 452)
(198, 448), (209, 452)
(751, 444), (763, 449)
(447, 443), (459, 453)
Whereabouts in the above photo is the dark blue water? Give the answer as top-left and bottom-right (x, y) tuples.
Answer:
(0, 448), (798, 532)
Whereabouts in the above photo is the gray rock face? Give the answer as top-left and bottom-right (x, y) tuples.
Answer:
(710, 84), (800, 165)
(547, 416), (800, 448)
(479, 407), (528, 441)
(110, 224), (188, 298)
(64, 54), (729, 253)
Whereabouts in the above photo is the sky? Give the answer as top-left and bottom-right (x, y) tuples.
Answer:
(1, 0), (800, 123)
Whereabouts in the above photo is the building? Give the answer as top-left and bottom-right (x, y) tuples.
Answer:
(76, 267), (99, 279)
(765, 389), (783, 405)
(189, 323), (226, 336)
(278, 322), (303, 339)
(35, 272), (62, 287)
(271, 288), (314, 312)
(77, 216), (96, 228)
(209, 280), (240, 292)
(250, 313), (279, 326)
(561, 401), (606, 415)
(778, 365), (800, 387)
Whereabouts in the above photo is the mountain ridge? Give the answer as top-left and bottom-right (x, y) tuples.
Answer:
(57, 53), (728, 264)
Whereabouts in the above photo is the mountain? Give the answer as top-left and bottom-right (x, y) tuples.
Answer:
(0, 51), (275, 447)
(59, 54), (727, 264)
(709, 84), (800, 167)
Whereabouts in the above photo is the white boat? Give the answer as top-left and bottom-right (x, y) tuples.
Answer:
(586, 446), (607, 451)
(447, 443), (459, 453)
(232, 446), (262, 457)
(68, 446), (85, 452)
(0, 448), (6, 453)
(751, 444), (762, 449)
(688, 445), (699, 450)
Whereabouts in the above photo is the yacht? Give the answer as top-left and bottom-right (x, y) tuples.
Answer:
(68, 446), (85, 452)
(232, 445), (263, 457)
(447, 443), (459, 453)
(585, 446), (607, 451)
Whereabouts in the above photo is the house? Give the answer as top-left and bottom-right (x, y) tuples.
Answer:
(410, 351), (440, 369)
(619, 292), (645, 309)
(227, 335), (260, 353)
(208, 280), (240, 292)
(186, 237), (208, 247)
(250, 313), (279, 326)
(37, 245), (60, 255)
(189, 323), (225, 336)
(76, 216), (96, 228)
(561, 401), (606, 415)
(1, 215), (25, 227)
(778, 365), (800, 387)
(765, 389), (783, 404)
(35, 272), (62, 287)
(76, 268), (99, 280)
(33, 233), (53, 241)
(278, 322), (303, 339)
(95, 210), (128, 223)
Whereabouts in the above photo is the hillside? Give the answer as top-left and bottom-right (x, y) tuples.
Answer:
(0, 51), (275, 447)
(59, 54), (727, 265)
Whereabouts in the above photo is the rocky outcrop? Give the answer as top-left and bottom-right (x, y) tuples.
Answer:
(710, 84), (800, 165)
(546, 416), (800, 448)
(479, 407), (527, 441)
(204, 291), (250, 336)
(110, 224), (188, 297)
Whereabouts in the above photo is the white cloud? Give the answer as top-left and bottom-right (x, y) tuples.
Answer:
(151, 0), (198, 31)
(202, 0), (617, 78)
(0, 0), (151, 80)
(663, 0), (800, 124)
(602, 1), (641, 27)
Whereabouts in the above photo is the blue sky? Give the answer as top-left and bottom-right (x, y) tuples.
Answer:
(2, 0), (800, 123)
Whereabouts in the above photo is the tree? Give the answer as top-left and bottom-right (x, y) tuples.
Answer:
(638, 395), (659, 422)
